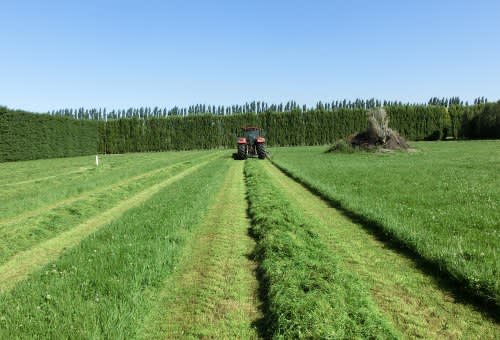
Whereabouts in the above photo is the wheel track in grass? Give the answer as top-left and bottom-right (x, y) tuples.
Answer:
(0, 155), (221, 293)
(259, 160), (500, 339)
(140, 160), (261, 339)
(0, 152), (217, 227)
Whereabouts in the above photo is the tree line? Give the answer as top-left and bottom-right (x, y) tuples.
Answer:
(1, 99), (499, 162)
(98, 102), (500, 153)
(46, 97), (489, 120)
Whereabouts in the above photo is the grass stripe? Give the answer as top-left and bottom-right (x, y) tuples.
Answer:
(270, 143), (500, 306)
(0, 156), (219, 293)
(140, 161), (261, 339)
(0, 151), (208, 221)
(0, 158), (203, 264)
(262, 160), (500, 338)
(0, 158), (229, 339)
(0, 152), (215, 226)
(0, 167), (92, 187)
(0, 153), (221, 264)
(0, 151), (198, 186)
(0, 158), (204, 265)
(0, 155), (97, 185)
(245, 160), (398, 339)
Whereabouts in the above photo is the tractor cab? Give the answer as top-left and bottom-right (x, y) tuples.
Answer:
(241, 126), (264, 145)
(234, 126), (266, 160)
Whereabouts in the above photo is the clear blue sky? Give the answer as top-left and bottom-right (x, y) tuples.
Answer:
(1, 0), (499, 112)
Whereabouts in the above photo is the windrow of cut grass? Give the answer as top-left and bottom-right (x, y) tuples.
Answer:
(0, 167), (92, 188)
(270, 141), (500, 306)
(0, 157), (228, 339)
(0, 156), (222, 292)
(0, 160), (193, 265)
(140, 161), (261, 339)
(0, 151), (217, 227)
(0, 153), (221, 265)
(261, 160), (500, 338)
(0, 150), (208, 220)
(244, 161), (398, 339)
(0, 151), (192, 188)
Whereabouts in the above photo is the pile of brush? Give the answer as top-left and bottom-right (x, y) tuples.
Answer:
(330, 108), (409, 152)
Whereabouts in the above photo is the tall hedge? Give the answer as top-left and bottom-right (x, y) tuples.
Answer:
(387, 105), (449, 140)
(2, 103), (498, 161)
(0, 108), (98, 162)
(97, 104), (500, 154)
(465, 102), (500, 139)
(446, 102), (500, 139)
(98, 109), (369, 153)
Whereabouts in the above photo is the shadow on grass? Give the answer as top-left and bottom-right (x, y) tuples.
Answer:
(243, 171), (273, 340)
(246, 244), (273, 340)
(270, 160), (500, 324)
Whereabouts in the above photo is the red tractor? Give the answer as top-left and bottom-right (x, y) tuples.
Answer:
(234, 126), (266, 160)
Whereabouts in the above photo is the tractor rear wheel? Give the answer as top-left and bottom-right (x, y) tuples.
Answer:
(257, 143), (266, 159)
(237, 144), (247, 160)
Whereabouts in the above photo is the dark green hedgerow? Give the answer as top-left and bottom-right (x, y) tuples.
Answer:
(244, 161), (398, 339)
(3, 103), (498, 162)
(0, 108), (98, 162)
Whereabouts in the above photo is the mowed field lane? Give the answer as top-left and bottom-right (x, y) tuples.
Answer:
(256, 160), (500, 338)
(0, 155), (230, 338)
(270, 142), (500, 305)
(140, 161), (261, 339)
(0, 151), (220, 267)
(1, 144), (497, 338)
(0, 154), (221, 292)
(0, 150), (210, 222)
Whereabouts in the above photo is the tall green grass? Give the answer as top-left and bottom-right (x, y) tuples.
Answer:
(244, 161), (398, 339)
(0, 158), (228, 338)
(271, 141), (500, 306)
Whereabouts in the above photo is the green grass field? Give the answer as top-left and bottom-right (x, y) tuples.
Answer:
(0, 153), (230, 338)
(245, 160), (398, 339)
(0, 141), (498, 338)
(271, 141), (500, 306)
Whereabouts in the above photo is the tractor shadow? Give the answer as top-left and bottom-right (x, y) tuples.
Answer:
(270, 161), (500, 324)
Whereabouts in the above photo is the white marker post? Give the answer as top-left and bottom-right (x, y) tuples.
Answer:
(96, 155), (99, 167)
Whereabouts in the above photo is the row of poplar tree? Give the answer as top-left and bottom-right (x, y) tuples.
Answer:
(47, 97), (488, 121)
(98, 103), (500, 154)
(1, 99), (499, 162)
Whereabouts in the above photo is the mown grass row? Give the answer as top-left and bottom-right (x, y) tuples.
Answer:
(0, 157), (213, 266)
(0, 150), (203, 186)
(0, 158), (228, 339)
(259, 160), (500, 338)
(244, 161), (398, 339)
(0, 150), (208, 220)
(270, 141), (500, 307)
(140, 161), (261, 339)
